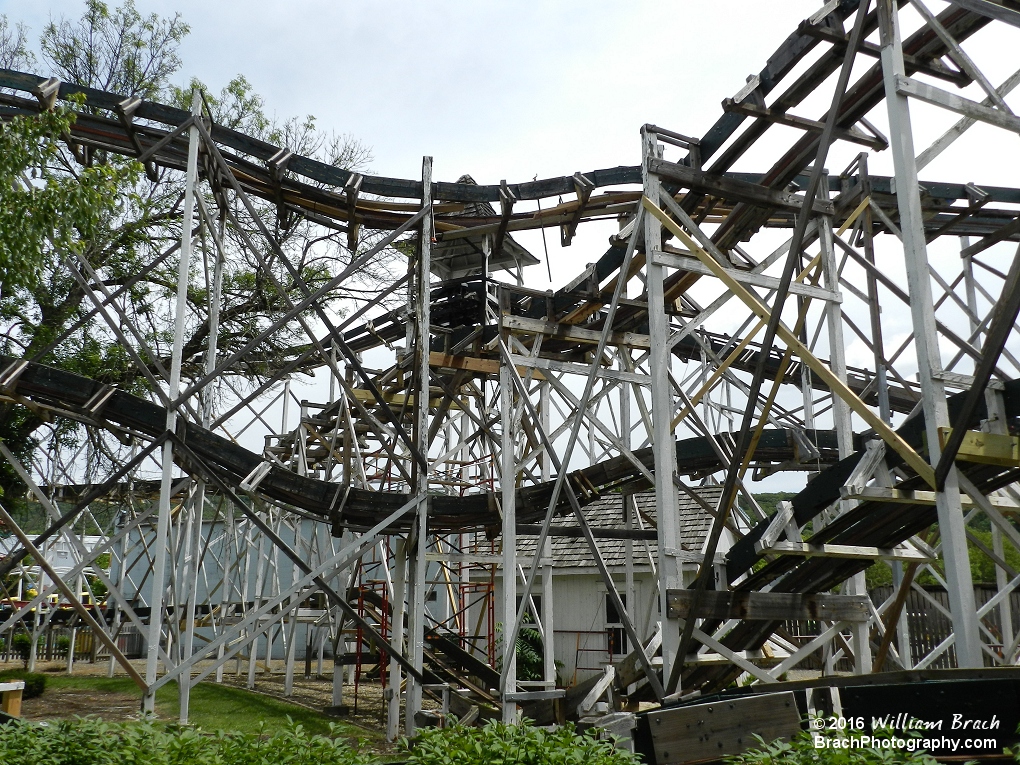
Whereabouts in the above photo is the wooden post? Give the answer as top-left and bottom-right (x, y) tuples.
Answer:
(878, 0), (981, 667)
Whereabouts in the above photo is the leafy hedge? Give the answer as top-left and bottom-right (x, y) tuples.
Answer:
(0, 718), (370, 765)
(0, 669), (46, 699)
(404, 721), (640, 765)
(725, 732), (944, 764)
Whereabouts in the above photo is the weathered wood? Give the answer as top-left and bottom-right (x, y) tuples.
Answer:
(508, 353), (649, 385)
(766, 540), (933, 562)
(504, 689), (566, 702)
(649, 249), (841, 302)
(960, 214), (1020, 257)
(646, 691), (801, 765)
(616, 626), (663, 689)
(756, 500), (796, 550)
(429, 351), (545, 380)
(643, 195), (937, 487)
(840, 484), (1020, 509)
(947, 0), (1020, 28)
(580, 666), (616, 713)
(721, 98), (887, 149)
(665, 590), (870, 622)
(503, 315), (652, 349)
(895, 75), (1020, 134)
(647, 158), (834, 215)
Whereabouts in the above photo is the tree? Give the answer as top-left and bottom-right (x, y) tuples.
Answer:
(0, 1), (389, 507)
(0, 15), (34, 70)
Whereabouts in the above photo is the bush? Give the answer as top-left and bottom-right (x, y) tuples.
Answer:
(10, 633), (32, 667)
(55, 635), (71, 654)
(404, 720), (640, 765)
(726, 731), (942, 764)
(0, 669), (46, 698)
(0, 718), (370, 765)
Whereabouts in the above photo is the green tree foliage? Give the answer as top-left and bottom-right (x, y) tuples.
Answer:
(866, 525), (1020, 588)
(0, 1), (384, 505)
(0, 104), (139, 298)
(495, 616), (545, 683)
(0, 15), (35, 70)
(40, 0), (188, 100)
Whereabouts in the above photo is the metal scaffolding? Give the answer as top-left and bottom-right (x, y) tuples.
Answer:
(2, 0), (1020, 739)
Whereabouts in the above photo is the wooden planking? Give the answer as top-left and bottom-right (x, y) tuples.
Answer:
(647, 158), (834, 215)
(665, 590), (870, 622)
(646, 691), (801, 765)
(840, 483), (1020, 509)
(502, 314), (652, 349)
(764, 541), (933, 562)
(429, 351), (545, 379)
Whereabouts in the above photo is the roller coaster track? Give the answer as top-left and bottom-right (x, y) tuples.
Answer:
(0, 355), (847, 534)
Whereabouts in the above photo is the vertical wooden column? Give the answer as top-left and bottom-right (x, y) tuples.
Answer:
(642, 128), (682, 687)
(500, 358), (519, 722)
(144, 90), (201, 713)
(386, 539), (407, 740)
(405, 156), (432, 734)
(818, 175), (871, 673)
(539, 382), (556, 689)
(878, 0), (980, 667)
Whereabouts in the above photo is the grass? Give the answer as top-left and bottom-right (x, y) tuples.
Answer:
(36, 675), (381, 744)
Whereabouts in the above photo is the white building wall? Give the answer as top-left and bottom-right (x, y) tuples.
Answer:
(486, 568), (658, 686)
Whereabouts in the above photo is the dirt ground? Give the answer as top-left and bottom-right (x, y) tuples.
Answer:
(8, 656), (395, 733)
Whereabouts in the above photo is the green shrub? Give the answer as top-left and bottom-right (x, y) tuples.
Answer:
(55, 635), (71, 654)
(10, 633), (32, 667)
(0, 669), (46, 698)
(725, 731), (943, 764)
(0, 717), (370, 765)
(404, 720), (640, 765)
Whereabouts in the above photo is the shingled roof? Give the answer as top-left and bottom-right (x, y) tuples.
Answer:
(432, 174), (540, 278)
(516, 486), (722, 570)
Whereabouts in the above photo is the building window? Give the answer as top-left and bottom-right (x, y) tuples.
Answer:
(605, 594), (628, 657)
(515, 595), (542, 623)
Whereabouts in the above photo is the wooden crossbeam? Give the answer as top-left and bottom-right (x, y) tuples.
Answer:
(665, 590), (870, 622)
(642, 195), (936, 487)
(764, 540), (933, 562)
(561, 172), (594, 246)
(840, 483), (1020, 509)
(896, 75), (1020, 134)
(721, 98), (887, 150)
(647, 158), (834, 215)
(938, 427), (1020, 468)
